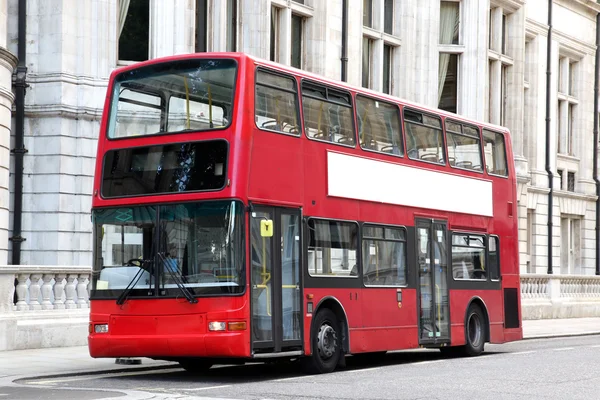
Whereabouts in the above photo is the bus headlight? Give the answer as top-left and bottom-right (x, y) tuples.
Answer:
(208, 321), (226, 331)
(94, 324), (109, 333)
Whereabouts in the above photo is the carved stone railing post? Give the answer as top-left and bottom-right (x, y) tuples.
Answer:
(15, 273), (30, 311)
(64, 274), (78, 309)
(77, 273), (90, 309)
(28, 273), (42, 310)
(53, 273), (66, 310)
(41, 274), (55, 310)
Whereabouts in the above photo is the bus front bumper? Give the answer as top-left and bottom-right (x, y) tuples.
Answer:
(88, 331), (249, 359)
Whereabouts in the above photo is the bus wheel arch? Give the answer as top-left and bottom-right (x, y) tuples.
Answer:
(303, 297), (349, 373)
(312, 297), (349, 355)
(462, 298), (489, 356)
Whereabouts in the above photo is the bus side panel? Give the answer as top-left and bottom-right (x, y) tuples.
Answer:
(248, 130), (304, 204)
(358, 288), (419, 353)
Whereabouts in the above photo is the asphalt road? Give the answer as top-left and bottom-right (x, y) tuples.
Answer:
(6, 335), (600, 400)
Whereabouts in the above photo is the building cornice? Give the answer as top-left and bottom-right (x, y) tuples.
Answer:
(557, 0), (600, 16)
(23, 105), (103, 121)
(525, 18), (596, 56)
(491, 0), (525, 13)
(26, 72), (109, 87)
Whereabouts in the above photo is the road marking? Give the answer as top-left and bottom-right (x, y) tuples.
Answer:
(512, 351), (536, 355)
(26, 368), (176, 385)
(553, 347), (574, 351)
(415, 359), (445, 365)
(274, 376), (311, 382)
(346, 367), (381, 373)
(185, 385), (231, 392)
(590, 345), (600, 348)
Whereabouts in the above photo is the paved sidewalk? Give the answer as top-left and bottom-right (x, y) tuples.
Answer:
(0, 317), (599, 381)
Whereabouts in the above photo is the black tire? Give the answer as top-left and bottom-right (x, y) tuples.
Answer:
(179, 358), (213, 373)
(302, 308), (342, 374)
(463, 304), (485, 356)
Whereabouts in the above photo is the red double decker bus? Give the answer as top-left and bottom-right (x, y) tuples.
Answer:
(88, 52), (522, 374)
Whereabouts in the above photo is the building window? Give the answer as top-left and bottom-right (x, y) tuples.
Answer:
(438, 1), (461, 113)
(558, 57), (578, 156)
(270, 6), (280, 62)
(560, 217), (581, 274)
(226, 0), (237, 52)
(195, 0), (208, 52)
(363, 0), (373, 28)
(362, 37), (372, 88)
(383, 44), (392, 94)
(118, 0), (149, 62)
(291, 14), (303, 69)
(557, 169), (564, 190)
(567, 171), (575, 192)
(384, 0), (394, 34)
(487, 7), (514, 125)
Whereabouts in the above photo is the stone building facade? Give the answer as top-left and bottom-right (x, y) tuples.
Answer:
(2, 0), (600, 275)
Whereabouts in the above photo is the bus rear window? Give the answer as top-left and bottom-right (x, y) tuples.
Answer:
(101, 140), (228, 197)
(108, 58), (237, 139)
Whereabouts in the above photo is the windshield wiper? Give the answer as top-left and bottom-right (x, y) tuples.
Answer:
(116, 259), (152, 305)
(158, 252), (198, 304)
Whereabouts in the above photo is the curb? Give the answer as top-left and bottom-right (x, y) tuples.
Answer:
(13, 363), (180, 383)
(522, 331), (600, 340)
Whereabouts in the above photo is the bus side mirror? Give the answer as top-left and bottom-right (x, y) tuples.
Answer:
(260, 220), (274, 237)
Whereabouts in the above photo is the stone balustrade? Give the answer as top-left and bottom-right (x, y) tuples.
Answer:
(520, 273), (600, 320)
(0, 265), (91, 313)
(0, 265), (91, 351)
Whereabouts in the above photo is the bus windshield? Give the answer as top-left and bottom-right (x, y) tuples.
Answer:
(108, 58), (237, 139)
(91, 200), (245, 298)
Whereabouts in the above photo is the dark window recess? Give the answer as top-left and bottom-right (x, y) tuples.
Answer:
(567, 172), (575, 192)
(504, 288), (520, 328)
(196, 0), (208, 52)
(102, 140), (228, 197)
(119, 0), (149, 62)
(557, 169), (563, 190)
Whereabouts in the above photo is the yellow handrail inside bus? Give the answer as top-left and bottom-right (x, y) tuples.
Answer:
(316, 101), (324, 138)
(276, 97), (280, 128)
(260, 236), (272, 316)
(183, 76), (190, 129)
(375, 243), (379, 279)
(208, 83), (213, 128)
(360, 104), (370, 144)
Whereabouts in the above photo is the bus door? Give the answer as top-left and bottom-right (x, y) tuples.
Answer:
(250, 206), (303, 354)
(415, 219), (450, 345)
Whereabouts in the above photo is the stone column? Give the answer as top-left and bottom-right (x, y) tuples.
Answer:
(0, 0), (17, 265)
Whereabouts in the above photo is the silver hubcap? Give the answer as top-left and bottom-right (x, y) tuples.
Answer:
(317, 323), (337, 359)
(468, 313), (482, 347)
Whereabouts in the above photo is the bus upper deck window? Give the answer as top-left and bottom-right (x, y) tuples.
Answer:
(482, 129), (508, 176)
(255, 69), (300, 136)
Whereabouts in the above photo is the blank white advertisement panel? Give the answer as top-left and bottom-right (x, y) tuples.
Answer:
(327, 152), (493, 217)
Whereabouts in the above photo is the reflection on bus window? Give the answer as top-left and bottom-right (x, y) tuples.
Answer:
(109, 58), (237, 138)
(452, 233), (486, 280)
(356, 96), (403, 156)
(255, 69), (300, 135)
(362, 225), (407, 286)
(404, 109), (445, 164)
(302, 82), (355, 146)
(307, 219), (357, 277)
(445, 120), (483, 171)
(482, 129), (508, 176)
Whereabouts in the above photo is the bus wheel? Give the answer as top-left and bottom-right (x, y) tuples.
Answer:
(463, 304), (485, 356)
(303, 308), (341, 374)
(179, 358), (213, 373)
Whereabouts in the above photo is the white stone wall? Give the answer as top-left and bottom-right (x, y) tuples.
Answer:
(1, 0), (600, 274)
(0, 0), (16, 265)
